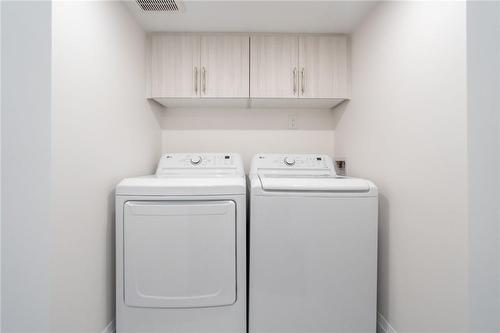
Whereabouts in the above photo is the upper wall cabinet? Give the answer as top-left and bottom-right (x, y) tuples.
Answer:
(250, 36), (299, 98)
(250, 35), (350, 107)
(151, 35), (200, 98)
(200, 35), (250, 98)
(150, 34), (250, 103)
(149, 33), (350, 109)
(298, 36), (349, 99)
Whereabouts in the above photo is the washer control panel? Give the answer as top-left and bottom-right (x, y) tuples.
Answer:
(250, 154), (336, 175)
(156, 153), (243, 176)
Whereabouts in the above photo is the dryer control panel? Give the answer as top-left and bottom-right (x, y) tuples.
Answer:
(156, 153), (244, 177)
(250, 154), (335, 175)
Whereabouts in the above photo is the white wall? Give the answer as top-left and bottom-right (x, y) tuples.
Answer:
(1, 1), (52, 332)
(50, 1), (161, 332)
(1, 2), (3, 329)
(161, 107), (338, 169)
(335, 2), (469, 332)
(467, 1), (500, 331)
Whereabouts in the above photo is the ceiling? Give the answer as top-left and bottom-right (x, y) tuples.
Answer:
(123, 0), (378, 33)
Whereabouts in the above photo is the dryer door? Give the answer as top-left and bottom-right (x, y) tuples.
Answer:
(123, 200), (236, 308)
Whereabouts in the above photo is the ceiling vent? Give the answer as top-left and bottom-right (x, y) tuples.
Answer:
(135, 0), (184, 12)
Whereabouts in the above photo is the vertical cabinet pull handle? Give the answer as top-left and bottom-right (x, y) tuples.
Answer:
(202, 67), (206, 94)
(301, 68), (305, 95)
(194, 67), (198, 94)
(293, 68), (297, 95)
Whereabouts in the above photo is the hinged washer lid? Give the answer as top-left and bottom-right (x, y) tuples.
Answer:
(250, 154), (375, 194)
(258, 176), (371, 192)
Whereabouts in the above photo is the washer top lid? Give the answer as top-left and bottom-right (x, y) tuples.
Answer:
(250, 154), (376, 194)
(258, 176), (372, 192)
(156, 153), (244, 177)
(249, 154), (336, 176)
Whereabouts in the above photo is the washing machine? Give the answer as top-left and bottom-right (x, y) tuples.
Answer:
(249, 154), (378, 333)
(115, 153), (246, 333)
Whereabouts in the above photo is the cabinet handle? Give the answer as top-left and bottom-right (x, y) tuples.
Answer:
(301, 68), (305, 95)
(194, 67), (198, 94)
(202, 67), (206, 94)
(293, 67), (297, 95)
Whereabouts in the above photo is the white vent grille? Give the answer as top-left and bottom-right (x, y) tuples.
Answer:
(136, 0), (182, 12)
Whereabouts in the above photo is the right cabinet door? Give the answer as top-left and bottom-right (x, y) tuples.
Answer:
(298, 36), (349, 99)
(250, 35), (299, 98)
(200, 35), (249, 98)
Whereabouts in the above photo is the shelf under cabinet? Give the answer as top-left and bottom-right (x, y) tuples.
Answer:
(151, 97), (348, 110)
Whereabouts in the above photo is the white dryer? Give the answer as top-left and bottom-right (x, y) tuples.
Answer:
(249, 154), (378, 333)
(116, 153), (246, 333)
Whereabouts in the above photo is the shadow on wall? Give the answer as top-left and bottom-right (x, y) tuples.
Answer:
(154, 103), (348, 131)
(149, 99), (164, 128)
(331, 100), (348, 129)
(377, 193), (391, 316)
(107, 189), (117, 321)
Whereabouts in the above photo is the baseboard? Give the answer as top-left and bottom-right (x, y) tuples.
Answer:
(102, 319), (115, 333)
(377, 313), (397, 333)
(105, 315), (394, 333)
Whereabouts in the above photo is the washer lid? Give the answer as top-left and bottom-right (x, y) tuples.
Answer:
(251, 154), (374, 193)
(258, 174), (371, 192)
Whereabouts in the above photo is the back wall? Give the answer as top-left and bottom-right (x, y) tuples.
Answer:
(160, 107), (339, 169)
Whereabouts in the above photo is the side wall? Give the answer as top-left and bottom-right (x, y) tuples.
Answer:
(335, 2), (469, 332)
(1, 2), (52, 332)
(467, 1), (500, 331)
(50, 1), (162, 332)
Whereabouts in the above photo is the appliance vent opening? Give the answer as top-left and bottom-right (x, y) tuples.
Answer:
(136, 0), (183, 12)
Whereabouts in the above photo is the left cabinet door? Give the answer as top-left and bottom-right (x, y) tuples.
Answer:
(200, 35), (250, 98)
(151, 35), (200, 98)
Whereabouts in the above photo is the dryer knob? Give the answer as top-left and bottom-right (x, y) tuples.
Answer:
(284, 157), (296, 166)
(190, 156), (202, 165)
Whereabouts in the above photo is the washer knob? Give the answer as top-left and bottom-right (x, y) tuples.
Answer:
(284, 157), (295, 166)
(190, 155), (202, 165)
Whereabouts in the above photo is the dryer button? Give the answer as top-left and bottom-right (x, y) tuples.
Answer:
(190, 156), (202, 165)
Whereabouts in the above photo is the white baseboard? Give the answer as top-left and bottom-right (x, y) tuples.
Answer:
(102, 319), (115, 333)
(377, 313), (397, 333)
(105, 315), (392, 333)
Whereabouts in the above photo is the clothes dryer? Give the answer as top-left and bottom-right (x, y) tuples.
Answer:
(116, 153), (246, 333)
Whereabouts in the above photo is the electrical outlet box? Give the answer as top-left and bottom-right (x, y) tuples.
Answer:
(334, 159), (346, 176)
(288, 115), (297, 130)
